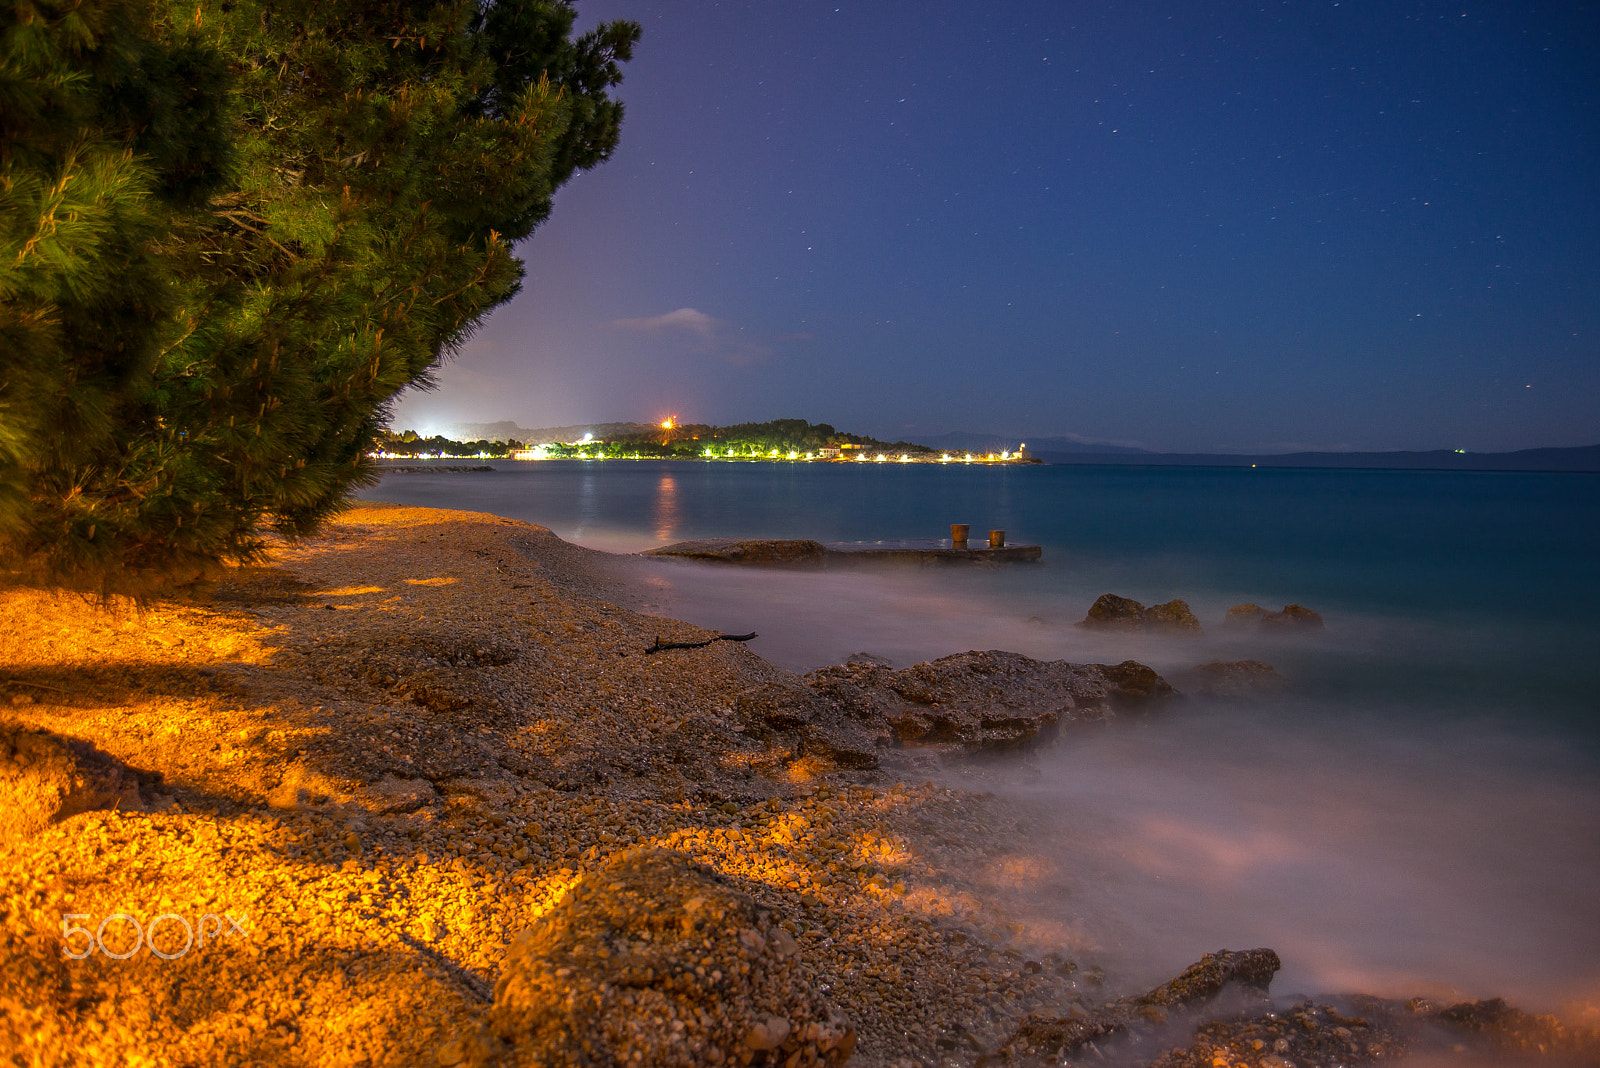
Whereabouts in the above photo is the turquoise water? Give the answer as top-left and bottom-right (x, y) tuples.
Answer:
(360, 461), (1600, 1012)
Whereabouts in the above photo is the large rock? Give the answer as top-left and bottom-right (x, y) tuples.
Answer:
(458, 848), (856, 1067)
(1081, 593), (1145, 628)
(1144, 599), (1203, 631)
(1080, 594), (1203, 633)
(801, 650), (1175, 751)
(644, 539), (829, 566)
(0, 723), (156, 839)
(727, 652), (1177, 767)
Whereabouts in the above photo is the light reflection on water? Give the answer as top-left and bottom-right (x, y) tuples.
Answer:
(653, 472), (680, 545)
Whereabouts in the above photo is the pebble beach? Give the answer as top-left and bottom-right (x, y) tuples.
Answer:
(4, 501), (1595, 1067)
(0, 502), (1109, 1067)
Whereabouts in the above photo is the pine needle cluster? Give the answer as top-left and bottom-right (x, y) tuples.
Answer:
(1, 0), (637, 596)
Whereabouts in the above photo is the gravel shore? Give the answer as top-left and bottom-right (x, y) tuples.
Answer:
(1, 502), (1105, 1067)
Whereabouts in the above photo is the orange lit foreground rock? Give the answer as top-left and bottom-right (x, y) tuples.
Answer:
(450, 848), (855, 1066)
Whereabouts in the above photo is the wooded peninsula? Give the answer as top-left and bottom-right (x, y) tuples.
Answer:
(374, 419), (1039, 464)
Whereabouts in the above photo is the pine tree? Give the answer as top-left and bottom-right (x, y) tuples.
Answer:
(0, 0), (637, 595)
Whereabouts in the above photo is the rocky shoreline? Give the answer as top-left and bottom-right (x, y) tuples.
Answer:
(1, 502), (1593, 1066)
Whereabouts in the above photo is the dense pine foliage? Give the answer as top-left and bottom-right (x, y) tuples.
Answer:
(0, 0), (637, 594)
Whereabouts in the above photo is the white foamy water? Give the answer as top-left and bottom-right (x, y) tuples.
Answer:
(621, 557), (1600, 1019)
(363, 461), (1600, 1018)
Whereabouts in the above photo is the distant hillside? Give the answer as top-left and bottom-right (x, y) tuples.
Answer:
(1036, 443), (1600, 472)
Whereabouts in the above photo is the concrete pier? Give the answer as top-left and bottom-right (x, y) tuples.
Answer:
(643, 538), (1042, 565)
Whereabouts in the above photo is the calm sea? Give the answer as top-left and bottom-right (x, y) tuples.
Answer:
(360, 460), (1600, 1015)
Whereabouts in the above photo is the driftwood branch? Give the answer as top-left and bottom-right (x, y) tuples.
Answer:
(1, 677), (76, 694)
(644, 632), (758, 655)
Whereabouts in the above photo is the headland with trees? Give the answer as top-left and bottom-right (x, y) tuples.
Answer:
(373, 418), (1040, 464)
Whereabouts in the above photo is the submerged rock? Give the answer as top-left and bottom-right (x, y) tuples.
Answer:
(1224, 603), (1269, 626)
(1150, 994), (1600, 1068)
(1225, 602), (1325, 629)
(1176, 659), (1285, 697)
(1093, 659), (1178, 701)
(459, 847), (856, 1067)
(1264, 603), (1324, 628)
(982, 948), (1282, 1065)
(986, 949), (1600, 1068)
(1080, 594), (1203, 632)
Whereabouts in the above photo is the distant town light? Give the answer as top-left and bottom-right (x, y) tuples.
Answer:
(661, 417), (675, 430)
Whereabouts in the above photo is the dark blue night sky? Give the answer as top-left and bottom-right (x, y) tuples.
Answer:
(394, 1), (1600, 453)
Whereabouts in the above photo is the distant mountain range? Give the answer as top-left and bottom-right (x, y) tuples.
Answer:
(1032, 443), (1600, 472)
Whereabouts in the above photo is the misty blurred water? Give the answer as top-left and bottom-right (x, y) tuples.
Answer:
(361, 460), (1600, 1015)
